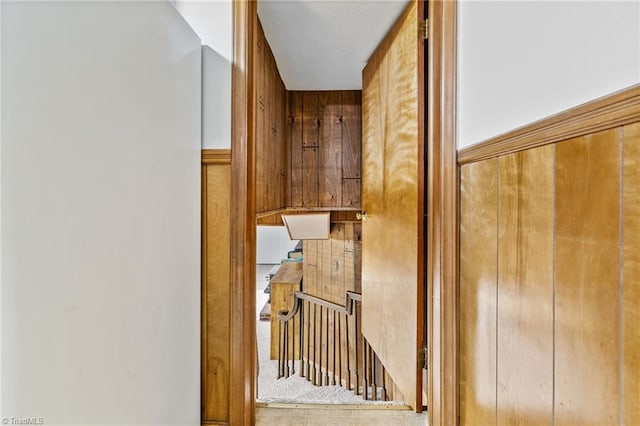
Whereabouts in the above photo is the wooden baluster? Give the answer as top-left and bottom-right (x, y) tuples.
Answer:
(317, 306), (322, 386)
(312, 304), (317, 385)
(382, 364), (388, 401)
(332, 310), (337, 385)
(345, 314), (351, 390)
(354, 303), (360, 395)
(372, 347), (377, 400)
(291, 315), (296, 376)
(363, 338), (368, 399)
(324, 307), (329, 385)
(338, 311), (343, 387)
(306, 301), (311, 381)
(278, 320), (282, 379)
(299, 300), (304, 377)
(284, 319), (289, 378)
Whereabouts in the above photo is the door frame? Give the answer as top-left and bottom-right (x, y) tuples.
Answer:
(228, 1), (458, 425)
(426, 1), (458, 425)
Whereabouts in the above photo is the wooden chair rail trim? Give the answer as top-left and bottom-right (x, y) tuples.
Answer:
(458, 84), (640, 165)
(277, 291), (362, 321)
(202, 149), (232, 165)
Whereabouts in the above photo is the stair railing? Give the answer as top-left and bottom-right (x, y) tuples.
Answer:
(276, 291), (391, 401)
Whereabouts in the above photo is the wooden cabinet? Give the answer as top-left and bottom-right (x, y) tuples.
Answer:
(288, 91), (362, 208)
(269, 262), (303, 359)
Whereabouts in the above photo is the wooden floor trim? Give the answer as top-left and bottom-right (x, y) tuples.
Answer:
(458, 84), (640, 165)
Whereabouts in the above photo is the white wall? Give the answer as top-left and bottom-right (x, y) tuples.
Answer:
(257, 226), (299, 265)
(0, 1), (3, 417)
(1, 2), (201, 425)
(202, 46), (232, 149)
(457, 1), (640, 148)
(173, 1), (232, 149)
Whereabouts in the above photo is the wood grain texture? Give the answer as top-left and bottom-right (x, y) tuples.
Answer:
(459, 159), (498, 426)
(342, 91), (362, 179)
(229, 1), (257, 423)
(302, 147), (319, 207)
(302, 223), (360, 305)
(554, 129), (620, 425)
(342, 179), (361, 208)
(290, 92), (304, 207)
(255, 19), (287, 214)
(623, 122), (640, 425)
(289, 91), (362, 208)
(426, 0), (459, 422)
(202, 162), (231, 422)
(303, 92), (320, 147)
(319, 92), (343, 207)
(497, 147), (554, 425)
(202, 149), (232, 165)
(458, 84), (640, 165)
(269, 262), (302, 359)
(361, 0), (421, 409)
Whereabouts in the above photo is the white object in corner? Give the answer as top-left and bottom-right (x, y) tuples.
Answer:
(281, 213), (331, 240)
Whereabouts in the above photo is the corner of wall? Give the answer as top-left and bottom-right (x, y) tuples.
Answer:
(0, 0), (4, 417)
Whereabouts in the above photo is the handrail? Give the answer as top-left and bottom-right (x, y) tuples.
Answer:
(274, 289), (393, 402)
(277, 291), (361, 321)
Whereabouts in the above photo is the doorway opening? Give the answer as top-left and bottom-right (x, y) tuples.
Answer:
(249, 0), (425, 410)
(254, 224), (408, 406)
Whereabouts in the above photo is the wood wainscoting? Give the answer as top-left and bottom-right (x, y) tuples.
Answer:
(201, 149), (232, 424)
(458, 85), (640, 425)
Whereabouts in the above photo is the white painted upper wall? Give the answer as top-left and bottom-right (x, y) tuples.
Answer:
(171, 0), (232, 62)
(1, 2), (201, 424)
(457, 1), (640, 148)
(257, 226), (299, 265)
(173, 0), (232, 149)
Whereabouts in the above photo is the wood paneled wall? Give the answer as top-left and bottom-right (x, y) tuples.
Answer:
(201, 150), (231, 424)
(302, 223), (362, 305)
(459, 123), (640, 424)
(256, 20), (287, 214)
(289, 91), (362, 208)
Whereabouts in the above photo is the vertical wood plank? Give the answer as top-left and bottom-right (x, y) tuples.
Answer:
(290, 93), (304, 207)
(353, 224), (362, 294)
(254, 19), (286, 213)
(497, 147), (554, 425)
(459, 159), (498, 426)
(344, 224), (355, 294)
(303, 147), (319, 207)
(321, 242), (333, 301)
(623, 123), (640, 425)
(255, 23), (266, 214)
(342, 91), (362, 179)
(303, 91), (320, 147)
(331, 224), (346, 304)
(555, 129), (620, 425)
(319, 92), (343, 207)
(342, 178), (361, 207)
(202, 162), (231, 422)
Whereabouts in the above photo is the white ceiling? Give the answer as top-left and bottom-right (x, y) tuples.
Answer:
(257, 0), (410, 90)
